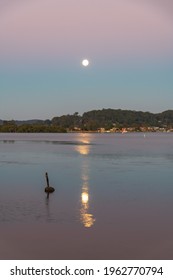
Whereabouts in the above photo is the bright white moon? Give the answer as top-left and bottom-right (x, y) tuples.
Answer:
(82, 59), (89, 67)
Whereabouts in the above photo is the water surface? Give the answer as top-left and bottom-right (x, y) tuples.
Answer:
(0, 132), (173, 259)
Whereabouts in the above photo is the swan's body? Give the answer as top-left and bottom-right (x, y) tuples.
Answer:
(45, 186), (55, 193)
(45, 172), (55, 193)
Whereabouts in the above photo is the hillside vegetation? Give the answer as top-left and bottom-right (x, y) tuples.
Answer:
(1, 109), (173, 132)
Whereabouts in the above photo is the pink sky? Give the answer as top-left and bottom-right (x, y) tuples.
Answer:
(0, 0), (173, 63)
(0, 0), (173, 119)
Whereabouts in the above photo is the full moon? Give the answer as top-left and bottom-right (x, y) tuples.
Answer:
(82, 59), (89, 67)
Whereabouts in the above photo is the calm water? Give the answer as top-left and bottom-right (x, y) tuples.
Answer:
(0, 132), (173, 259)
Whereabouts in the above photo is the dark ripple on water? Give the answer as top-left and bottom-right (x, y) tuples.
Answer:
(0, 198), (72, 224)
(0, 140), (93, 146)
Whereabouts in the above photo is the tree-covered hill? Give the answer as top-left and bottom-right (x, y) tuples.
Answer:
(52, 109), (173, 130)
(1, 109), (173, 132)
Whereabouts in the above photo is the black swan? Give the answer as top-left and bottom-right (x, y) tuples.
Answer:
(44, 172), (55, 193)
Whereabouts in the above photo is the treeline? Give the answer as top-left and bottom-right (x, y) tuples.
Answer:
(1, 109), (173, 132)
(0, 121), (66, 133)
(52, 109), (173, 130)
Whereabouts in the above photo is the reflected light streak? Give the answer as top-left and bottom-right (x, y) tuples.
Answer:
(75, 134), (92, 155)
(80, 162), (95, 228)
(75, 145), (90, 155)
(81, 192), (89, 204)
